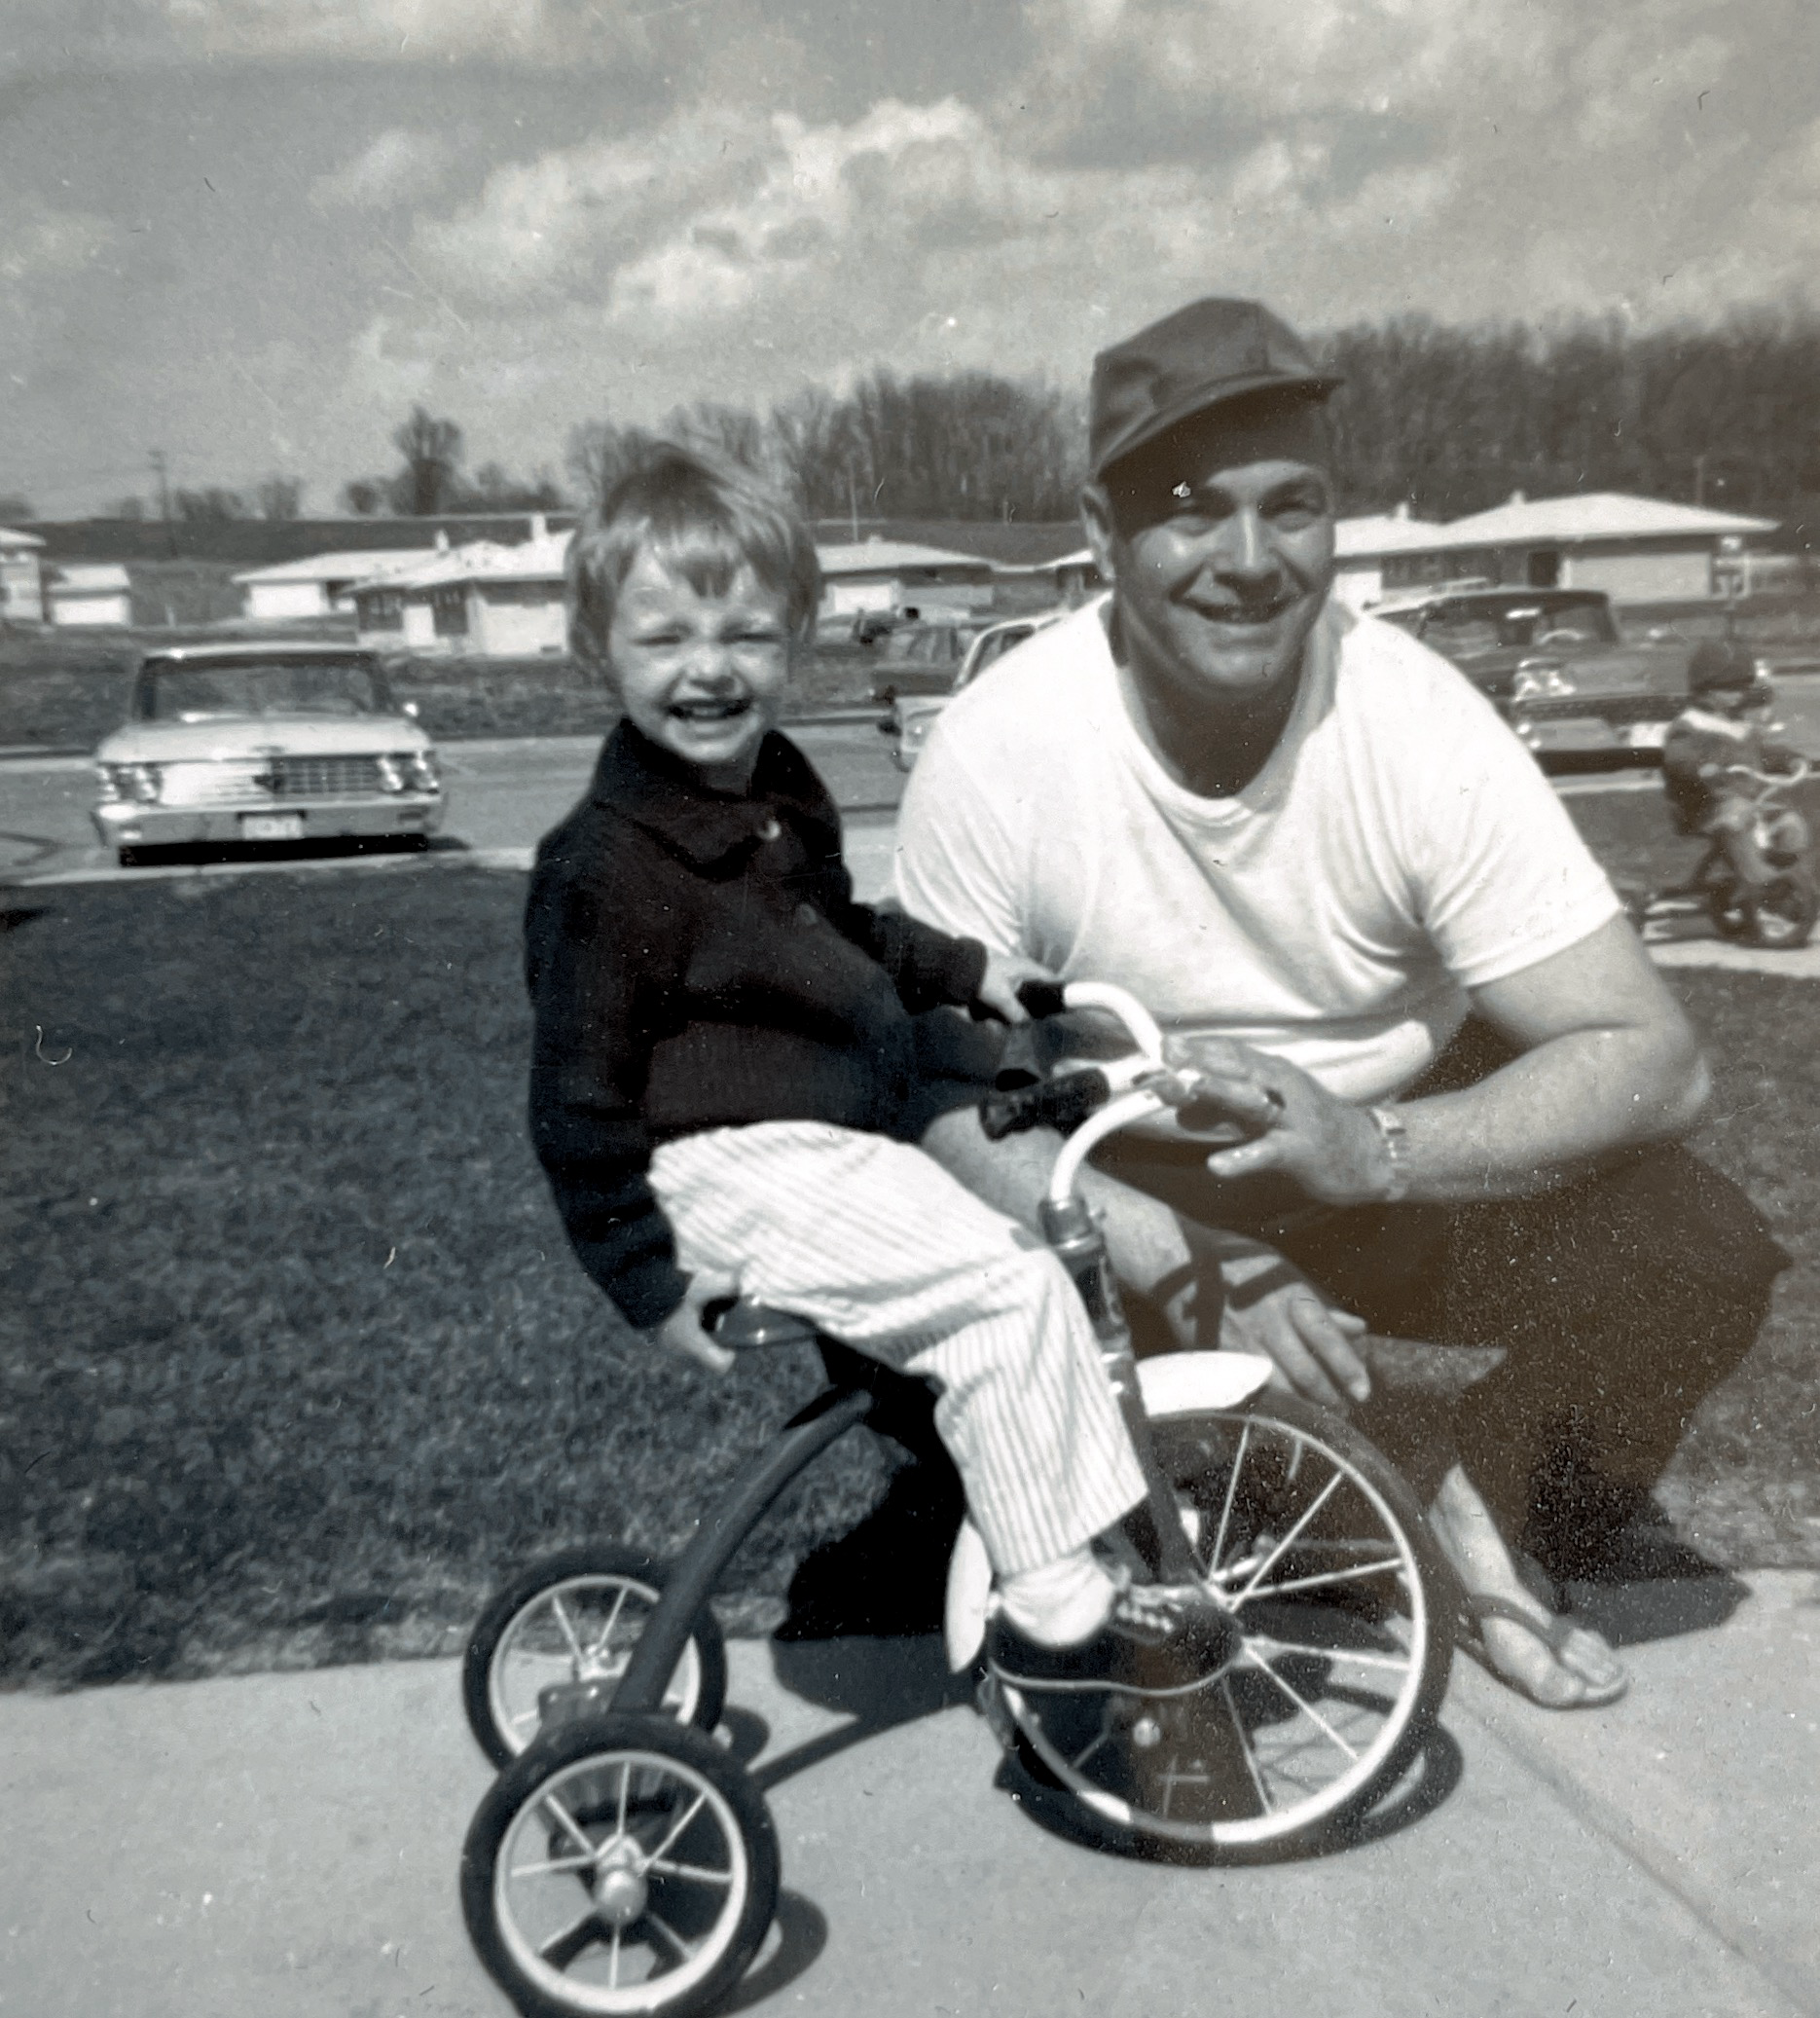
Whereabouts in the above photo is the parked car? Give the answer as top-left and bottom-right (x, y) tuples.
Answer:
(91, 642), (444, 865)
(1369, 586), (1706, 766)
(880, 610), (1067, 771)
(866, 620), (985, 705)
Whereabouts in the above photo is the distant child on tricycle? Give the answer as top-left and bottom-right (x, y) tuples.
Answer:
(1648, 638), (1815, 947)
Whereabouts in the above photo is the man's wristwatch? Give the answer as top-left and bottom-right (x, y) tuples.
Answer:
(1366, 1104), (1410, 1204)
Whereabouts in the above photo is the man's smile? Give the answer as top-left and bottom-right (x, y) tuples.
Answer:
(1181, 591), (1300, 628)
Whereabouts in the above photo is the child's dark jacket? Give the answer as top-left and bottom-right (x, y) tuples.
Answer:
(526, 722), (996, 1328)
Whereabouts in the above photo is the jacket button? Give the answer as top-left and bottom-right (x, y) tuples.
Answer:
(757, 815), (782, 842)
(796, 902), (819, 926)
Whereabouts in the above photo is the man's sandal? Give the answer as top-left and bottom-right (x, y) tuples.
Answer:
(1456, 1592), (1629, 1711)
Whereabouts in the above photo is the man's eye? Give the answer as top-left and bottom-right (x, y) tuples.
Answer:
(1270, 497), (1328, 528)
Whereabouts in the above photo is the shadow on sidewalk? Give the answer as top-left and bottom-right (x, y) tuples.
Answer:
(1555, 1515), (1752, 1647)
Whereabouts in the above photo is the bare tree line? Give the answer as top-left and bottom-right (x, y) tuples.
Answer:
(20, 310), (1809, 535)
(1319, 306), (1820, 522)
(567, 370), (1085, 526)
(560, 310), (1819, 531)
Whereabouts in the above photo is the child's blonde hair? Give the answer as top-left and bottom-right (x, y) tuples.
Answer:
(567, 444), (821, 674)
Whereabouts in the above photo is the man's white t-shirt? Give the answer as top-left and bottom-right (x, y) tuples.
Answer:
(895, 597), (1620, 1105)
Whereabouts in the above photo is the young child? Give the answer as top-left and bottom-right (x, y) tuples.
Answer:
(1661, 639), (1805, 892)
(525, 445), (1230, 1677)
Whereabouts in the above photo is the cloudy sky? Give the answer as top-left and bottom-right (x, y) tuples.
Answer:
(3, 0), (1814, 516)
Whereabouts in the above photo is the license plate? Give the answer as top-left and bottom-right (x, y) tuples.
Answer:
(1624, 721), (1669, 750)
(239, 812), (306, 841)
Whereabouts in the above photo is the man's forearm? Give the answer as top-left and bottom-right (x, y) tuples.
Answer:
(1382, 1023), (1710, 1203)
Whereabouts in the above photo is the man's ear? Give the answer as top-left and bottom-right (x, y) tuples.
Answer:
(1078, 483), (1118, 587)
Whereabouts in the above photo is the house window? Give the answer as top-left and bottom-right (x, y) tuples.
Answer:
(1526, 550), (1561, 588)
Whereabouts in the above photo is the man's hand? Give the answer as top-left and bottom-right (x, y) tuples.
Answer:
(1216, 1240), (1372, 1409)
(1162, 1034), (1396, 1206)
(974, 950), (1062, 1024)
(652, 1268), (741, 1375)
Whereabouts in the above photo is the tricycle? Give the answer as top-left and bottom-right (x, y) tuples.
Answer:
(457, 982), (1453, 2017)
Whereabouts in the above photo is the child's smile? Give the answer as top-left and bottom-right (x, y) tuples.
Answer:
(607, 545), (792, 790)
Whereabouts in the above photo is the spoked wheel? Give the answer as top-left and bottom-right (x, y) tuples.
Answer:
(465, 1546), (728, 1767)
(1001, 1390), (1451, 1859)
(1711, 874), (1818, 948)
(463, 1714), (779, 2018)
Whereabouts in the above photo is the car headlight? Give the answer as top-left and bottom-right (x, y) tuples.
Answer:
(376, 754), (407, 793)
(98, 761), (164, 804)
(405, 750), (440, 792)
(1512, 661), (1575, 700)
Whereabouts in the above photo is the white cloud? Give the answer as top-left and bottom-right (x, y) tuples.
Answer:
(309, 128), (455, 210)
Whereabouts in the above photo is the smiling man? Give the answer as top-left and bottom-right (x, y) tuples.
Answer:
(898, 297), (1788, 1711)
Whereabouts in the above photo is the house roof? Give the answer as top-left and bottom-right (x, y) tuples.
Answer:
(992, 546), (1099, 576)
(0, 526), (45, 550)
(357, 532), (573, 593)
(813, 520), (1083, 567)
(1408, 492), (1777, 549)
(51, 564), (131, 593)
(816, 539), (997, 576)
(234, 548), (439, 586)
(1333, 512), (1446, 559)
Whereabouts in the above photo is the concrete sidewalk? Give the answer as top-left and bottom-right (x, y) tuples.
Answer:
(2, 1569), (1814, 2018)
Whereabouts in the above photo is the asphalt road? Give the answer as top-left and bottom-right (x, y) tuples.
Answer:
(0, 719), (906, 893)
(9, 682), (1820, 910)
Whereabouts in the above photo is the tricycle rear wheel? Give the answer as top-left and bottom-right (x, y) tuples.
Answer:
(462, 1712), (778, 2018)
(465, 1545), (728, 1768)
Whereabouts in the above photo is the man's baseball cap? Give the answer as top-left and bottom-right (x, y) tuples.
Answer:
(1089, 297), (1342, 481)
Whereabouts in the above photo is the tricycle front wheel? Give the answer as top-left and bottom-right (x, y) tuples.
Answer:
(1001, 1389), (1452, 1859)
(1710, 873), (1818, 948)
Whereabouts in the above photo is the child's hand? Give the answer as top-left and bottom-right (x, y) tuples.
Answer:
(652, 1269), (741, 1375)
(974, 950), (1062, 1024)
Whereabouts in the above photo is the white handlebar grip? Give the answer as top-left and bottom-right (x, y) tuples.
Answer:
(1058, 980), (1166, 1065)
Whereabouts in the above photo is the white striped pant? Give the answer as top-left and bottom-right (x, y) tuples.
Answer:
(648, 1120), (1147, 1578)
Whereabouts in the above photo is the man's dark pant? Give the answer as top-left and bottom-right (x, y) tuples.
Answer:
(1102, 1046), (1787, 1573)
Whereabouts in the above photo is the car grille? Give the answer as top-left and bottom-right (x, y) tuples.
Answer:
(156, 755), (390, 807)
(1509, 692), (1679, 726)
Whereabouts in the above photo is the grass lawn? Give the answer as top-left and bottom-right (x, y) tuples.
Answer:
(4, 846), (1820, 1690)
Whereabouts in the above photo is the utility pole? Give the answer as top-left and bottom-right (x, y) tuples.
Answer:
(1693, 452), (1708, 508)
(150, 449), (175, 556)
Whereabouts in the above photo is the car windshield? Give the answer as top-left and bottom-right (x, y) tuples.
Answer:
(1417, 596), (1616, 655)
(136, 658), (384, 721)
(889, 627), (970, 666)
(958, 626), (1033, 689)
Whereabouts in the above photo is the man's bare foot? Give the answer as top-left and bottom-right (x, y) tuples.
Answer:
(1428, 1464), (1627, 1710)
